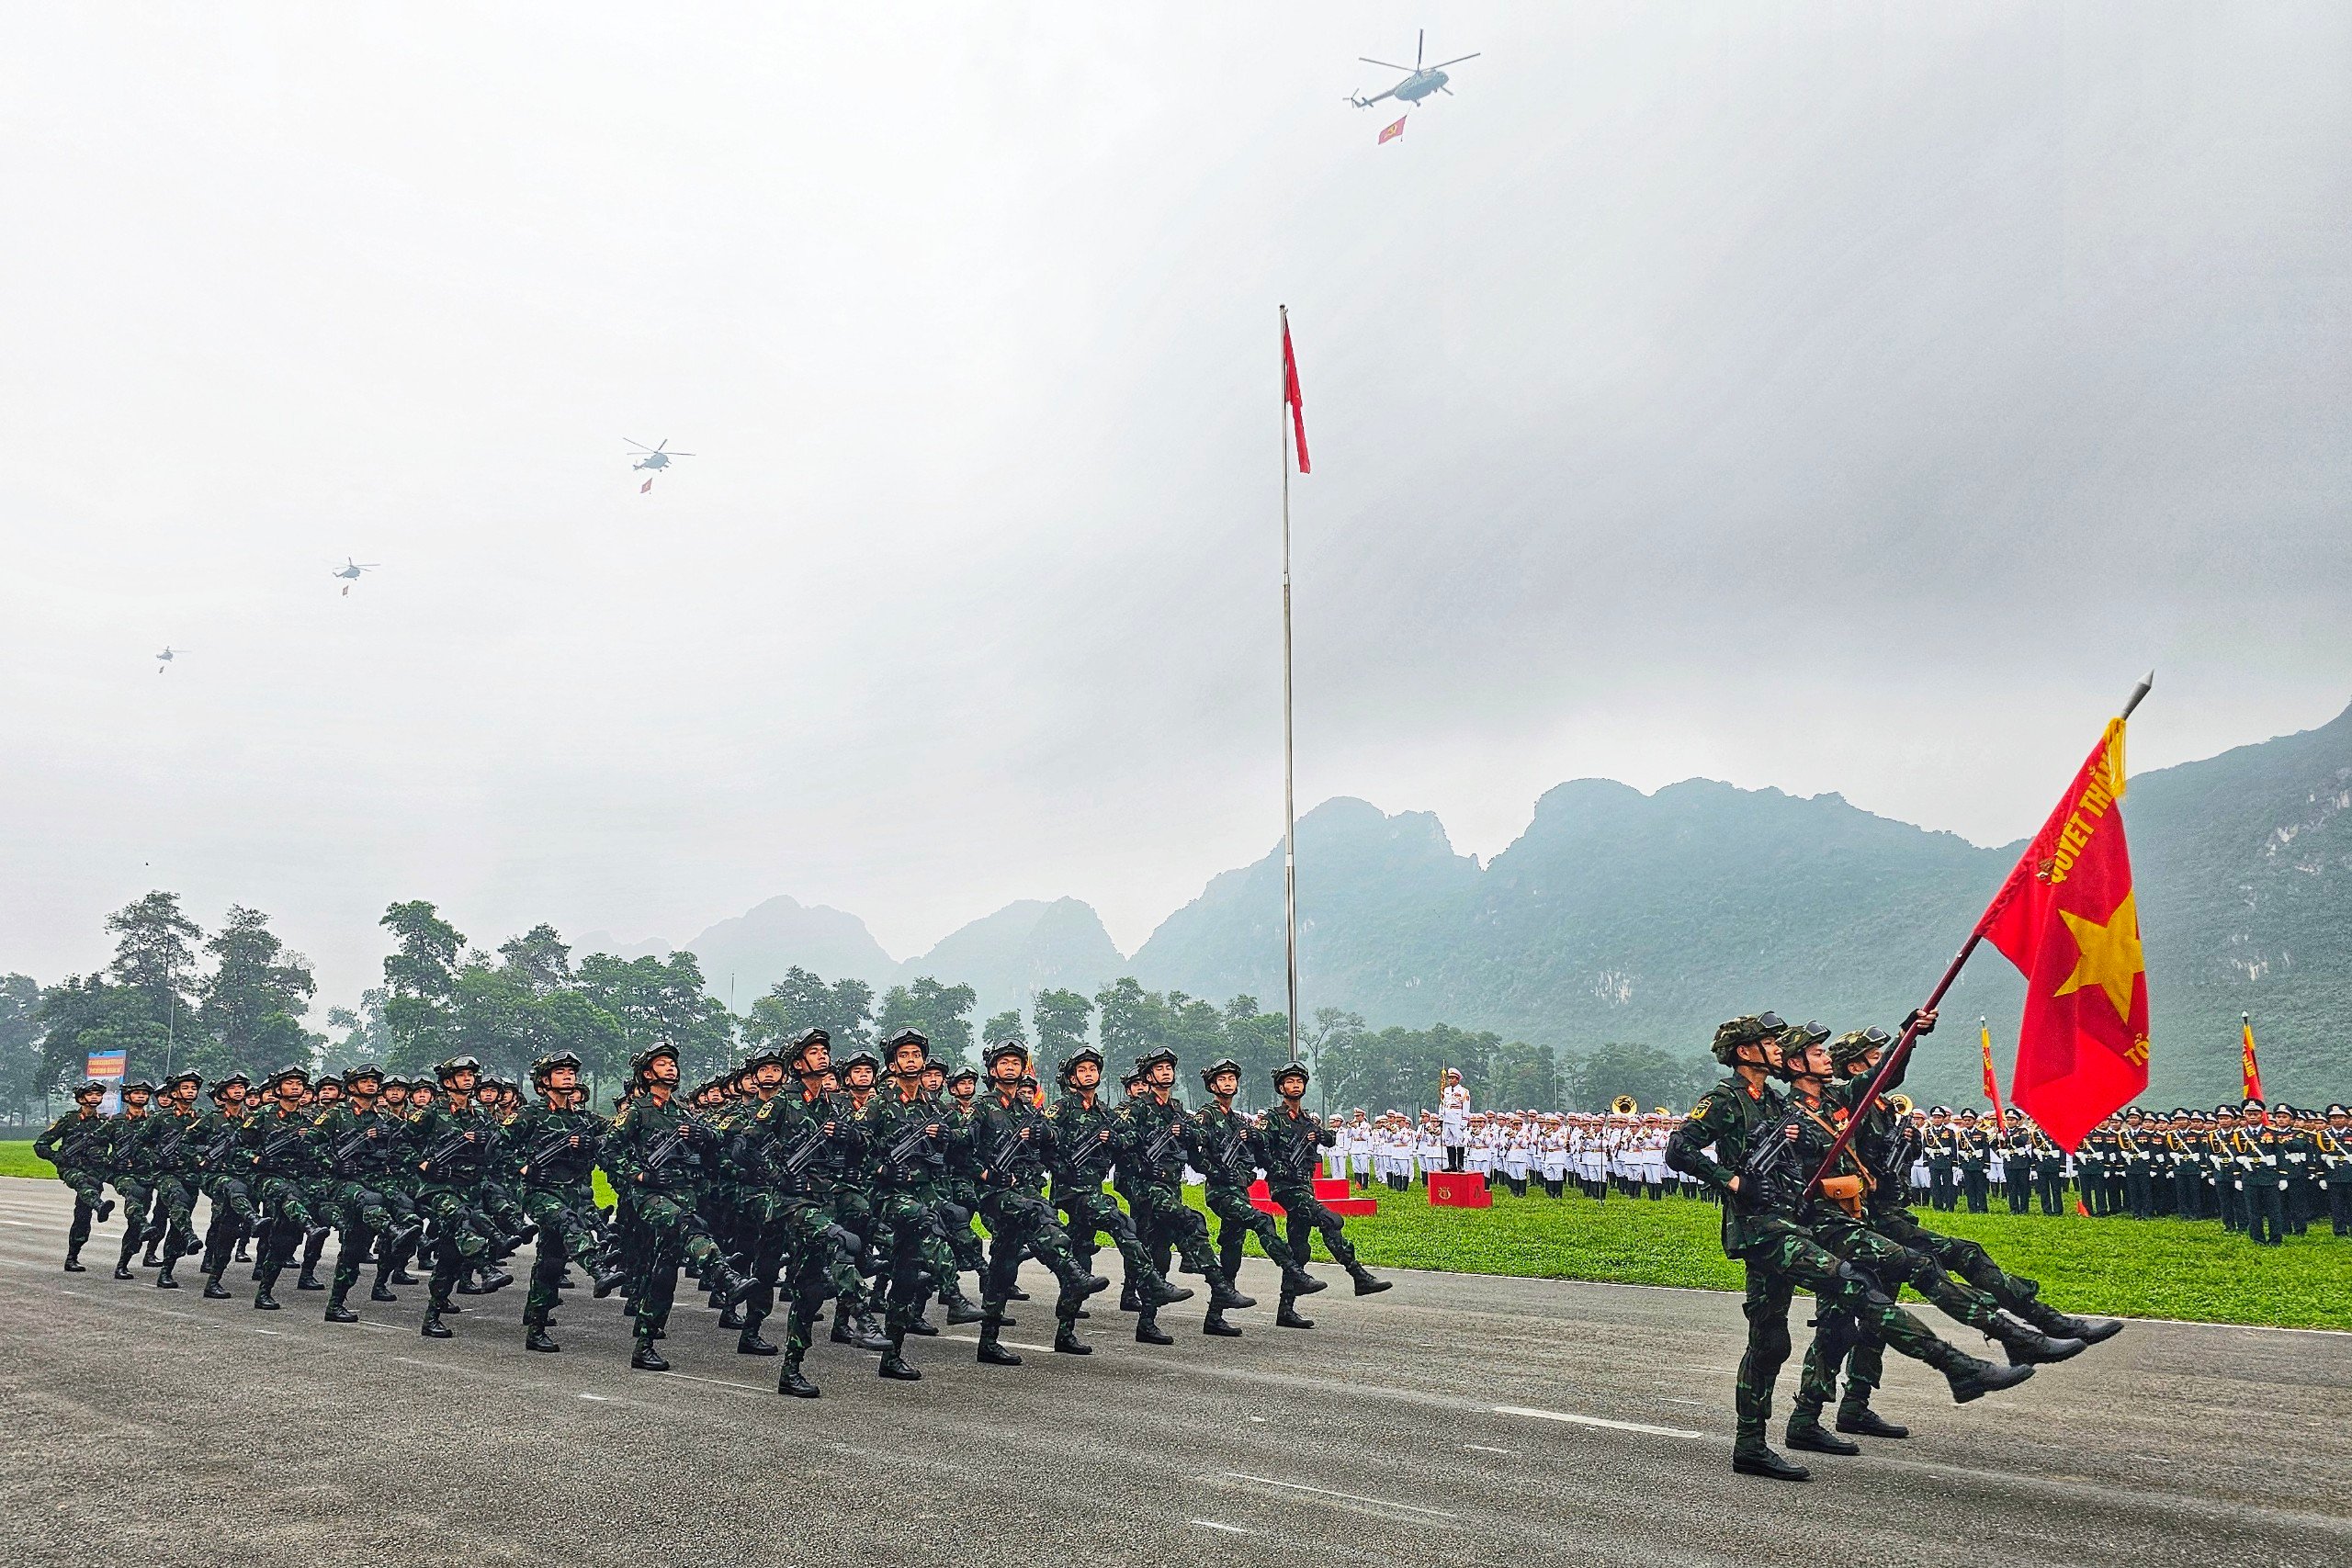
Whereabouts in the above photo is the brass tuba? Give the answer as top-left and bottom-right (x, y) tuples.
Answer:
(1611, 1094), (1638, 1116)
(1889, 1093), (1916, 1117)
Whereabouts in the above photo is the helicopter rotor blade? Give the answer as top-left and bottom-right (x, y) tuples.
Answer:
(1358, 57), (1412, 71)
(1430, 53), (1480, 69)
(1417, 28), (1424, 69)
(624, 438), (655, 450)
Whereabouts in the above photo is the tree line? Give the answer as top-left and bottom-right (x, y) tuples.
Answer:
(2, 891), (1713, 1122)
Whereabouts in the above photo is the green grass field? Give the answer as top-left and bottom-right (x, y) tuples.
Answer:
(8, 1144), (2341, 1330)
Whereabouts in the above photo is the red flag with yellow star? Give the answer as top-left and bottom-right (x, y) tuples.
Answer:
(1974, 717), (2150, 1152)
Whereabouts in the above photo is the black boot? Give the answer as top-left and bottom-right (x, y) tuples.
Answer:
(324, 1301), (358, 1323)
(778, 1357), (820, 1398)
(1994, 1314), (2086, 1366)
(2023, 1300), (2124, 1346)
(1204, 1308), (1243, 1337)
(1732, 1445), (1812, 1481)
(1207, 1280), (1257, 1311)
(421, 1307), (453, 1338)
(296, 1269), (324, 1292)
(1349, 1265), (1392, 1296)
(978, 1321), (1022, 1366)
(1117, 1284), (1141, 1313)
(1275, 1303), (1315, 1328)
(1148, 1276), (1193, 1307)
(907, 1312), (941, 1337)
(1007, 1283), (1030, 1302)
(631, 1338), (671, 1371)
(202, 1269), (232, 1300)
(1284, 1267), (1329, 1297)
(717, 1304), (745, 1331)
(371, 1282), (400, 1303)
(1053, 1321), (1091, 1355)
(1136, 1311), (1173, 1347)
(1836, 1404), (1908, 1439)
(97, 1200), (115, 1223)
(1783, 1412), (1860, 1455)
(154, 1266), (180, 1291)
(526, 1325), (560, 1353)
(63, 1249), (86, 1273)
(254, 1283), (282, 1311)
(1946, 1355), (2034, 1403)
(878, 1330), (921, 1381)
(737, 1328), (779, 1356)
(944, 1291), (987, 1326)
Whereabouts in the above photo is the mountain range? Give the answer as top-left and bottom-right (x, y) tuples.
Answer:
(594, 698), (2352, 1107)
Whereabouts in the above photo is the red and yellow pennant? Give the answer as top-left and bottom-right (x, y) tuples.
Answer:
(2240, 1015), (2263, 1101)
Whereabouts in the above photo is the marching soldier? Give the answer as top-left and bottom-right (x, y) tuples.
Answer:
(134, 1071), (209, 1287)
(603, 1043), (754, 1370)
(1257, 1060), (1389, 1325)
(1194, 1057), (1327, 1334)
(312, 1065), (415, 1323)
(1122, 1048), (1255, 1343)
(968, 1041), (1109, 1361)
(33, 1080), (117, 1271)
(193, 1075), (257, 1297)
(1047, 1047), (1189, 1320)
(859, 1029), (967, 1381)
(411, 1056), (513, 1337)
(106, 1080), (160, 1279)
(511, 1052), (614, 1352)
(1666, 1013), (2035, 1482)
(243, 1066), (325, 1311)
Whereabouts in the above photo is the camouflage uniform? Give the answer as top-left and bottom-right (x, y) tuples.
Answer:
(32, 1095), (115, 1269)
(1193, 1085), (1318, 1319)
(509, 1077), (610, 1348)
(105, 1093), (160, 1278)
(410, 1074), (504, 1334)
(1257, 1072), (1389, 1318)
(1120, 1065), (1246, 1342)
(968, 1055), (1103, 1359)
(738, 1085), (873, 1392)
(603, 1072), (746, 1365)
(313, 1080), (413, 1320)
(1667, 1014), (2019, 1477)
(860, 1081), (965, 1352)
(242, 1081), (325, 1309)
(1046, 1073), (1177, 1307)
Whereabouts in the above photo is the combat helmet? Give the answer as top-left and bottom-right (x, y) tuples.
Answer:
(1709, 1011), (1785, 1066)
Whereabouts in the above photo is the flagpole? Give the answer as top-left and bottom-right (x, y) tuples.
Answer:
(1281, 303), (1300, 1066)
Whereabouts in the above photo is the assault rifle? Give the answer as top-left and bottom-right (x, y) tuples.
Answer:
(881, 1119), (935, 1173)
(145, 1115), (198, 1168)
(197, 1127), (243, 1170)
(331, 1122), (384, 1170)
(249, 1121), (311, 1172)
(979, 1102), (1044, 1188)
(1135, 1115), (1185, 1178)
(418, 1117), (498, 1172)
(520, 1122), (598, 1176)
(1737, 1111), (1806, 1213)
(1275, 1120), (1325, 1184)
(771, 1118), (832, 1181)
(49, 1120), (110, 1168)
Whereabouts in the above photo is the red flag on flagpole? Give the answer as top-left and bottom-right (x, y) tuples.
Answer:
(1282, 312), (1310, 474)
(1379, 116), (1407, 145)
(1976, 716), (2151, 1151)
(2240, 1015), (2263, 1100)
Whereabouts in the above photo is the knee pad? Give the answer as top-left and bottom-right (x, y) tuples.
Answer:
(1833, 1259), (1894, 1309)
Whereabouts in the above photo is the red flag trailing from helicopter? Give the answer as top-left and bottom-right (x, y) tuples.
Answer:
(1379, 116), (1407, 144)
(640, 477), (654, 494)
(1283, 311), (1310, 474)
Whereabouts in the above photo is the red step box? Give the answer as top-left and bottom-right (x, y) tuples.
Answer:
(1428, 1170), (1490, 1208)
(1249, 1177), (1379, 1219)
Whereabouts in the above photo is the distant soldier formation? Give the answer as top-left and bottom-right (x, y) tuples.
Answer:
(29, 1031), (1388, 1397)
(1317, 1095), (2350, 1247)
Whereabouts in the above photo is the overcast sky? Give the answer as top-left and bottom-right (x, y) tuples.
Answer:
(5, 4), (2347, 1012)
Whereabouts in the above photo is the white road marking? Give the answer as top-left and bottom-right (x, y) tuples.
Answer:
(578, 1393), (609, 1402)
(1191, 1519), (1253, 1535)
(1493, 1404), (1704, 1439)
(1222, 1472), (1458, 1520)
(252, 1327), (284, 1337)
(645, 1369), (769, 1397)
(1460, 1442), (1516, 1455)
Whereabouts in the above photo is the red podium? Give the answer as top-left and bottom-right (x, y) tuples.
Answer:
(1249, 1177), (1377, 1219)
(1428, 1170), (1490, 1208)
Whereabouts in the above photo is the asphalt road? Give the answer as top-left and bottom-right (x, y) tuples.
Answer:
(2, 1179), (2345, 1568)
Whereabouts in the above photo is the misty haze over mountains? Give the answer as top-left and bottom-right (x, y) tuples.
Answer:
(601, 699), (2351, 1107)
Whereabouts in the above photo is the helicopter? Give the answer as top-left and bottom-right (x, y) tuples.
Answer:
(333, 558), (381, 595)
(154, 646), (183, 673)
(1349, 29), (1479, 109)
(626, 438), (694, 472)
